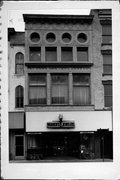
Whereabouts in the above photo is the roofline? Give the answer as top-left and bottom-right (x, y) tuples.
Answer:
(23, 14), (94, 24)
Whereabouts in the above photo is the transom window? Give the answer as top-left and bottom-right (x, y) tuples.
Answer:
(73, 74), (90, 105)
(15, 52), (24, 74)
(29, 74), (47, 105)
(51, 74), (68, 104)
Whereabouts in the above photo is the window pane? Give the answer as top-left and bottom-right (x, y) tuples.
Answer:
(104, 84), (112, 95)
(51, 74), (68, 104)
(15, 136), (24, 156)
(105, 96), (112, 107)
(103, 54), (112, 64)
(52, 74), (68, 84)
(16, 65), (24, 74)
(104, 84), (112, 107)
(16, 53), (24, 60)
(102, 36), (112, 44)
(29, 47), (41, 61)
(46, 47), (57, 61)
(102, 25), (112, 35)
(103, 65), (112, 74)
(73, 86), (90, 105)
(61, 47), (73, 61)
(16, 86), (24, 108)
(77, 47), (88, 61)
(52, 85), (68, 104)
(73, 74), (90, 84)
(15, 136), (24, 146)
(29, 74), (46, 85)
(29, 86), (46, 104)
(16, 146), (24, 156)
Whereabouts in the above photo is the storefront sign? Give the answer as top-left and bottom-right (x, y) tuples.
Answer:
(47, 114), (75, 129)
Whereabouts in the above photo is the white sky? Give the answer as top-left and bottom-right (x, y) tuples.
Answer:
(8, 9), (90, 31)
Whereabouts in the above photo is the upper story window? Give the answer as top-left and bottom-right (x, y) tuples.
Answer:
(15, 52), (24, 74)
(51, 74), (68, 104)
(73, 74), (90, 105)
(102, 50), (112, 75)
(77, 47), (88, 61)
(62, 33), (72, 43)
(61, 47), (73, 62)
(29, 74), (47, 105)
(45, 47), (57, 61)
(102, 24), (112, 45)
(15, 85), (24, 108)
(46, 32), (56, 43)
(103, 81), (112, 107)
(30, 32), (40, 43)
(29, 47), (41, 61)
(77, 33), (87, 43)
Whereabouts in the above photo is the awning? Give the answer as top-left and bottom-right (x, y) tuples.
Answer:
(9, 112), (24, 129)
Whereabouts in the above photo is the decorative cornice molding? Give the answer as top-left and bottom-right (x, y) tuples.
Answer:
(25, 62), (93, 68)
(23, 14), (94, 25)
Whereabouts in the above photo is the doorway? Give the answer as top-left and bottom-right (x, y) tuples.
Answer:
(15, 135), (24, 159)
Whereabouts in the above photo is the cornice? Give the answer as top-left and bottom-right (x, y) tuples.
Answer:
(25, 62), (93, 68)
(23, 14), (94, 25)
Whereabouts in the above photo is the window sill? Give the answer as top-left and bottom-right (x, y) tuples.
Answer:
(14, 74), (24, 76)
(25, 105), (95, 112)
(102, 73), (112, 76)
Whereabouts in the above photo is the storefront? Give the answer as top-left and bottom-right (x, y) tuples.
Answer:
(25, 111), (113, 161)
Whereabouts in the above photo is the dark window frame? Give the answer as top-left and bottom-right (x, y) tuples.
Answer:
(15, 85), (24, 108)
(15, 52), (24, 75)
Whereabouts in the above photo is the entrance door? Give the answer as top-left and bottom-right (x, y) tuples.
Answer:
(15, 135), (24, 159)
(43, 132), (79, 159)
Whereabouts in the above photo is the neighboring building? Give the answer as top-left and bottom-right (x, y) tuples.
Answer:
(8, 9), (113, 161)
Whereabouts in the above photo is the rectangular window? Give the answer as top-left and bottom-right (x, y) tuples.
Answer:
(104, 83), (112, 107)
(102, 25), (112, 44)
(61, 47), (73, 61)
(103, 54), (112, 74)
(29, 74), (46, 104)
(77, 47), (88, 61)
(73, 74), (90, 105)
(15, 135), (24, 157)
(29, 47), (41, 61)
(51, 74), (68, 104)
(45, 47), (57, 61)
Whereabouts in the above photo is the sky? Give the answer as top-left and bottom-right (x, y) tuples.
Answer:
(8, 9), (90, 31)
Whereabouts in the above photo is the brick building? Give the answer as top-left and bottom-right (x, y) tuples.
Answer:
(8, 9), (113, 161)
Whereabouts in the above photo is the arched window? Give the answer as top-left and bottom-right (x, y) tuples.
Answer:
(15, 52), (24, 74)
(15, 86), (24, 108)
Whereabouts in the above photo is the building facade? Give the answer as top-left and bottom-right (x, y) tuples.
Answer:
(8, 9), (113, 161)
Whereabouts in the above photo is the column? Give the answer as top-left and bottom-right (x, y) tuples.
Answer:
(47, 73), (51, 105)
